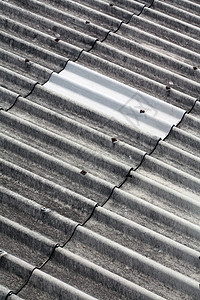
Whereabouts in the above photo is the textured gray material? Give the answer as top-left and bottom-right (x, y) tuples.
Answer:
(44, 61), (185, 139)
(0, 284), (25, 300)
(0, 0), (200, 299)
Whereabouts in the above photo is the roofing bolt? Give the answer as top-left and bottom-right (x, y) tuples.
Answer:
(25, 58), (30, 63)
(55, 38), (60, 42)
(109, 3), (114, 6)
(193, 66), (198, 70)
(0, 250), (7, 257)
(85, 20), (90, 24)
(41, 207), (46, 212)
(140, 109), (145, 113)
(80, 170), (87, 175)
(111, 138), (117, 143)
(166, 86), (171, 90)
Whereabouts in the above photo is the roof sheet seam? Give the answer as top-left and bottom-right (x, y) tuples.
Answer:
(0, 31), (103, 111)
(66, 1), (155, 48)
(0, 95), (20, 113)
(100, 135), (162, 207)
(0, 82), (40, 112)
(148, 0), (155, 9)
(0, 5), (104, 111)
(3, 236), (61, 298)
(2, 136), (164, 298)
(137, 4), (147, 17)
(187, 98), (200, 114)
(101, 135), (160, 207)
(2, 189), (199, 288)
(101, 30), (112, 42)
(4, 242), (61, 299)
(1, 0), (196, 114)
(129, 0), (154, 20)
(100, 102), (199, 210)
(2, 191), (101, 298)
(3, 201), (101, 298)
(73, 49), (86, 63)
(91, 1), (155, 38)
(164, 98), (200, 141)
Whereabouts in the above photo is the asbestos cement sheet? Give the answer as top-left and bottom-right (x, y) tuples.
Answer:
(44, 61), (185, 139)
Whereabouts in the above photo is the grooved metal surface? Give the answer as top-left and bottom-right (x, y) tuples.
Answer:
(0, 0), (200, 299)
(44, 61), (185, 139)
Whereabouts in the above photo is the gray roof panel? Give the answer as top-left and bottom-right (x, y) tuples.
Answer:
(1, 0), (200, 299)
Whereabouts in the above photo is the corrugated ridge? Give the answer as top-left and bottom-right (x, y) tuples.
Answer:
(152, 0), (200, 26)
(86, 206), (200, 268)
(1, 252), (165, 300)
(0, 30), (67, 70)
(44, 61), (185, 138)
(0, 0), (108, 41)
(0, 158), (105, 210)
(1, 185), (199, 270)
(2, 130), (199, 233)
(78, 51), (196, 111)
(168, 126), (200, 156)
(0, 253), (99, 300)
(1, 184), (199, 296)
(24, 86), (159, 151)
(0, 65), (36, 97)
(14, 0), (121, 30)
(0, 131), (130, 185)
(0, 15), (83, 58)
(0, 2), (96, 50)
(143, 5), (200, 40)
(0, 109), (144, 169)
(107, 187), (200, 242)
(116, 170), (200, 223)
(0, 186), (78, 244)
(0, 284), (24, 300)
(166, 0), (200, 14)
(118, 20), (200, 65)
(90, 41), (200, 97)
(129, 13), (200, 54)
(1, 0), (199, 111)
(0, 87), (19, 111)
(138, 155), (200, 195)
(0, 48), (52, 84)
(58, 0), (133, 22)
(1, 188), (175, 299)
(104, 32), (199, 82)
(67, 225), (199, 296)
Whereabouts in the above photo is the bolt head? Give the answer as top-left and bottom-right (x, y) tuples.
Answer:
(80, 170), (87, 175)
(111, 138), (117, 143)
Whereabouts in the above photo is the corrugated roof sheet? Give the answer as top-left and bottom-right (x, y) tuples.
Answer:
(0, 0), (200, 299)
(44, 61), (185, 138)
